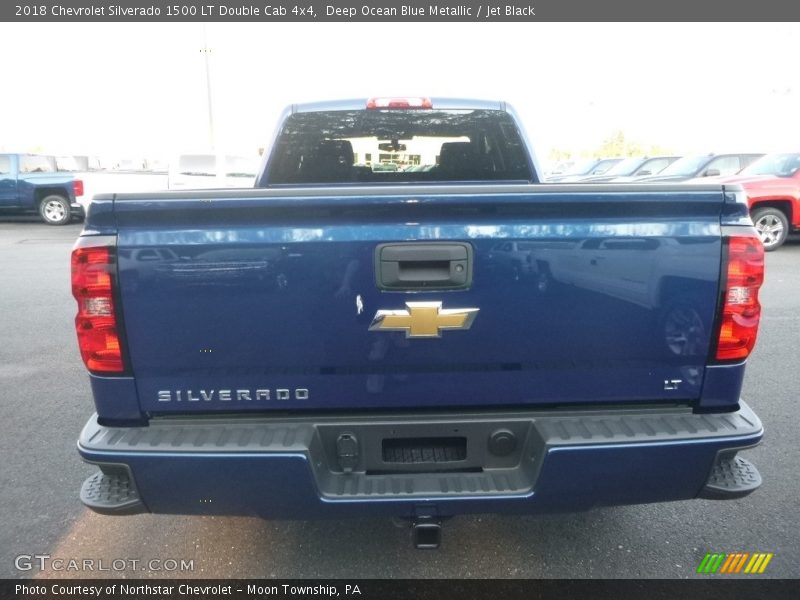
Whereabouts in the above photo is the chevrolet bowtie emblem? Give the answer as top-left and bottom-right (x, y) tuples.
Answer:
(369, 302), (479, 338)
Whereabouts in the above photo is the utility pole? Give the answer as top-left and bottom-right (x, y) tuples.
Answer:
(201, 25), (215, 151)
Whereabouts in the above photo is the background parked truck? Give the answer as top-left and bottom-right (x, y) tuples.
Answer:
(0, 153), (83, 224)
(710, 152), (800, 250)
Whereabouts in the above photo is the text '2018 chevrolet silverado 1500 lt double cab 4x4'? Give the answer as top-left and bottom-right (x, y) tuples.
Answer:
(73, 98), (765, 548)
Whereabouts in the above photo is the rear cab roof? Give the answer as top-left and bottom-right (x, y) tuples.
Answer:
(290, 98), (506, 113)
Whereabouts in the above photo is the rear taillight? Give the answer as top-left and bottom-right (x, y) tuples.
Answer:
(71, 242), (125, 373)
(715, 233), (764, 361)
(73, 179), (84, 197)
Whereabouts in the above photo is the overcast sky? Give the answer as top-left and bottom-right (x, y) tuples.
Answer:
(1, 22), (798, 160)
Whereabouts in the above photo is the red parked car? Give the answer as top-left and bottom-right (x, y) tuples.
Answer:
(714, 153), (800, 250)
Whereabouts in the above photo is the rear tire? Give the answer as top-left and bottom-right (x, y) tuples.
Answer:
(752, 207), (789, 251)
(39, 195), (71, 225)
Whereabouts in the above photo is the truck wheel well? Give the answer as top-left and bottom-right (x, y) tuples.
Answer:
(34, 187), (69, 203)
(750, 200), (792, 225)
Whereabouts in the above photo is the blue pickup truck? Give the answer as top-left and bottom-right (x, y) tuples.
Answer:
(72, 98), (765, 548)
(0, 153), (84, 224)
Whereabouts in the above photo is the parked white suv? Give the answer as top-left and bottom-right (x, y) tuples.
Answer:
(168, 154), (259, 189)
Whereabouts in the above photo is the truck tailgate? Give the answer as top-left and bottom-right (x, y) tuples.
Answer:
(113, 185), (724, 414)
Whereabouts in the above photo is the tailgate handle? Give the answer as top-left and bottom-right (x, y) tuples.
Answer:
(376, 243), (473, 290)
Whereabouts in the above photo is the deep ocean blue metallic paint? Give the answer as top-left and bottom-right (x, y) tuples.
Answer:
(0, 153), (80, 215)
(74, 100), (764, 520)
(104, 187), (726, 418)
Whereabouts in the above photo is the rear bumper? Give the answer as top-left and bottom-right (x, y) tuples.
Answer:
(70, 201), (85, 218)
(77, 402), (763, 519)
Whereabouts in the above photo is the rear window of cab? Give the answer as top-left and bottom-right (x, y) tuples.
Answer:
(266, 109), (532, 185)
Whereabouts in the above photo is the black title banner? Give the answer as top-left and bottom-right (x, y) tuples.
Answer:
(3, 0), (800, 21)
(3, 579), (800, 600)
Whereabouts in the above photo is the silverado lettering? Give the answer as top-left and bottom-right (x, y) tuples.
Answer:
(72, 97), (765, 549)
(157, 389), (310, 402)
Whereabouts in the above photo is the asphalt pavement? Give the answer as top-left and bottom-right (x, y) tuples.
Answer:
(0, 215), (797, 578)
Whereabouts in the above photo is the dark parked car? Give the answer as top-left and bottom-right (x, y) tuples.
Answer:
(625, 153), (764, 183)
(545, 157), (623, 182)
(576, 156), (680, 183)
